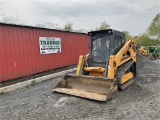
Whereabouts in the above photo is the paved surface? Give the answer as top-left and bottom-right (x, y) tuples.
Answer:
(0, 54), (160, 120)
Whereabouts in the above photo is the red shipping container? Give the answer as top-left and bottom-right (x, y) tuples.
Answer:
(0, 23), (89, 82)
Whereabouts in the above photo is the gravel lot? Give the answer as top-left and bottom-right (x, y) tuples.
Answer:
(154, 59), (160, 64)
(0, 54), (160, 120)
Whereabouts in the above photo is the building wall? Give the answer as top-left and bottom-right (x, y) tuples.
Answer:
(0, 24), (89, 82)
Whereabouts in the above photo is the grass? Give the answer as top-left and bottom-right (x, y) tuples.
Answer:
(31, 80), (37, 86)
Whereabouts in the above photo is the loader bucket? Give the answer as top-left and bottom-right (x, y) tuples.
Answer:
(53, 74), (117, 101)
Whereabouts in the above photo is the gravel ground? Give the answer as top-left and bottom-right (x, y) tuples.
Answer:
(153, 59), (160, 64)
(0, 54), (160, 120)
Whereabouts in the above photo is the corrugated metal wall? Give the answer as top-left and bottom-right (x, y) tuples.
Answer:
(0, 24), (89, 82)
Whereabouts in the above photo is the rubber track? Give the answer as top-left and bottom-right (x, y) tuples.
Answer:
(115, 60), (134, 91)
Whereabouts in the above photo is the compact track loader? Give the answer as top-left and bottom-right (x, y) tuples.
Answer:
(137, 47), (150, 58)
(53, 29), (136, 101)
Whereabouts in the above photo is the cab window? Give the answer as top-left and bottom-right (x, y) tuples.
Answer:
(112, 35), (122, 54)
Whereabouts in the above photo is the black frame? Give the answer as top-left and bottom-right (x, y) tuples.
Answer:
(88, 29), (125, 76)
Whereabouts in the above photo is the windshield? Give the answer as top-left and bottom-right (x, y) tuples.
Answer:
(91, 35), (110, 63)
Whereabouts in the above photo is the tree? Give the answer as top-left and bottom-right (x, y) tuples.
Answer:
(135, 33), (159, 46)
(96, 21), (110, 30)
(63, 23), (73, 31)
(121, 31), (133, 40)
(147, 13), (160, 40)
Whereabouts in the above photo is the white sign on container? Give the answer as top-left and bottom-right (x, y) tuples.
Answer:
(39, 37), (61, 54)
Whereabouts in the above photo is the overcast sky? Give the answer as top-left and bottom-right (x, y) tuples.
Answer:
(0, 0), (159, 35)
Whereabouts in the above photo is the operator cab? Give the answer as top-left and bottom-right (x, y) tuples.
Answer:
(88, 29), (125, 67)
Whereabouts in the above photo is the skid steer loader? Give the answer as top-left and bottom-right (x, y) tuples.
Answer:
(53, 29), (136, 101)
(137, 47), (150, 58)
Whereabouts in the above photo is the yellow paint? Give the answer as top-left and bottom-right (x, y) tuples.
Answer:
(84, 67), (104, 77)
(128, 47), (136, 62)
(121, 72), (133, 84)
(76, 55), (84, 74)
(119, 57), (131, 67)
(107, 39), (136, 79)
(107, 56), (115, 78)
(85, 54), (89, 66)
(137, 48), (148, 58)
(115, 39), (136, 67)
(84, 67), (105, 72)
(89, 72), (103, 76)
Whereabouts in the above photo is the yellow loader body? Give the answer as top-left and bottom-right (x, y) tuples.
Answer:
(53, 29), (136, 102)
